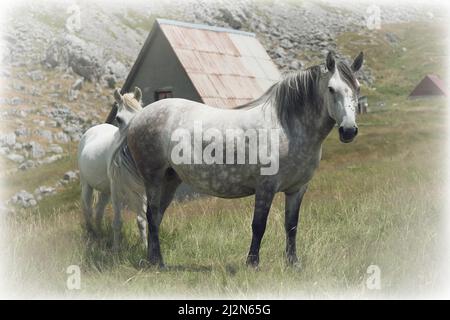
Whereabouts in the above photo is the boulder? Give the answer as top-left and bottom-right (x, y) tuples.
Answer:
(7, 153), (24, 163)
(24, 141), (46, 159)
(72, 78), (84, 91)
(63, 170), (78, 182)
(18, 160), (36, 170)
(48, 144), (64, 154)
(0, 132), (16, 147)
(9, 190), (37, 208)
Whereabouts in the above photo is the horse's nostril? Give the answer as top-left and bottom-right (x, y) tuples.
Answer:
(339, 126), (358, 143)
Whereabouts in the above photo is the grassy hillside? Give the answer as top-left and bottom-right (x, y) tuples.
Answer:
(338, 22), (449, 101)
(2, 21), (448, 298)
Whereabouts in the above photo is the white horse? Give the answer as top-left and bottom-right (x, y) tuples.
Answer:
(77, 87), (146, 250)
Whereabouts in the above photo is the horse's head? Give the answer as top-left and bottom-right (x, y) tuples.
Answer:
(325, 51), (363, 143)
(113, 87), (143, 129)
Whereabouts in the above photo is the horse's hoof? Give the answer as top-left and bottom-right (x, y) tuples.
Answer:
(147, 256), (165, 269)
(112, 244), (121, 254)
(286, 257), (302, 270)
(246, 256), (260, 269)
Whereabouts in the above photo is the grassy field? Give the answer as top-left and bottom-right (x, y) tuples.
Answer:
(1, 21), (448, 298)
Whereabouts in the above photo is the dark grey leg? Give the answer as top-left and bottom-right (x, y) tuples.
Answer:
(145, 175), (164, 267)
(145, 169), (181, 267)
(246, 184), (276, 267)
(284, 185), (307, 266)
(159, 169), (181, 214)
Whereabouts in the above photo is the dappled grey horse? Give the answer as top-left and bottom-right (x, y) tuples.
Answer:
(119, 51), (364, 267)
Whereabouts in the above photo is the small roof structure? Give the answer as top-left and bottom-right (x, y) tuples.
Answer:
(409, 74), (449, 98)
(124, 18), (280, 108)
(106, 19), (282, 123)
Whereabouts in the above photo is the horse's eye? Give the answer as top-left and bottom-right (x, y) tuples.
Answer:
(116, 117), (123, 125)
(328, 87), (335, 94)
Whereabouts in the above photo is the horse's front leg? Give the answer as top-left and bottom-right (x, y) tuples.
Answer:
(111, 191), (123, 253)
(246, 184), (276, 268)
(284, 185), (308, 267)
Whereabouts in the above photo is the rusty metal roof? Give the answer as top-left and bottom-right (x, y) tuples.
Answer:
(158, 19), (281, 108)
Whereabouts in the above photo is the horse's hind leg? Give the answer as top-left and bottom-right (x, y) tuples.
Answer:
(81, 181), (95, 234)
(159, 168), (181, 214)
(138, 169), (180, 251)
(144, 174), (163, 266)
(95, 192), (110, 234)
(143, 168), (180, 267)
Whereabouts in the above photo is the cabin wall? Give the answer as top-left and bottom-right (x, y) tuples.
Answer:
(127, 28), (202, 106)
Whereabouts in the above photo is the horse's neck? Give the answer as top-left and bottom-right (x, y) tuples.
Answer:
(284, 102), (335, 149)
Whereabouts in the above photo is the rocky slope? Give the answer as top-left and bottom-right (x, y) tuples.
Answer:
(0, 0), (443, 209)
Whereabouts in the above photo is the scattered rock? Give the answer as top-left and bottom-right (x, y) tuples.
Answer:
(48, 144), (64, 154)
(289, 60), (303, 70)
(39, 129), (53, 142)
(0, 147), (10, 156)
(40, 154), (63, 165)
(18, 160), (36, 170)
(68, 89), (79, 101)
(9, 190), (37, 208)
(0, 132), (17, 147)
(72, 78), (84, 91)
(7, 153), (24, 163)
(54, 131), (70, 144)
(24, 141), (46, 159)
(27, 70), (45, 81)
(63, 170), (78, 182)
(280, 39), (294, 49)
(34, 186), (56, 200)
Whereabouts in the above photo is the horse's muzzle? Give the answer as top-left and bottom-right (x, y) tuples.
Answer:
(339, 126), (358, 143)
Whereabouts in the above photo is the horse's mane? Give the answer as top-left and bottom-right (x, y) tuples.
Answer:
(236, 65), (323, 130)
(235, 61), (358, 131)
(122, 93), (143, 112)
(109, 120), (145, 207)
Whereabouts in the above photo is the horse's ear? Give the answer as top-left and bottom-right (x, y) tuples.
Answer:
(351, 52), (364, 72)
(113, 88), (123, 104)
(326, 51), (335, 72)
(134, 87), (142, 102)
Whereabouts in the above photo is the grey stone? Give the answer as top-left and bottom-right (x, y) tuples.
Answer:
(0, 133), (16, 147)
(15, 127), (30, 137)
(24, 141), (46, 159)
(280, 39), (294, 49)
(34, 186), (56, 197)
(273, 47), (286, 58)
(48, 144), (63, 154)
(7, 153), (24, 163)
(63, 171), (78, 181)
(40, 130), (53, 142)
(68, 89), (79, 101)
(72, 78), (84, 90)
(27, 70), (45, 81)
(9, 190), (37, 208)
(10, 97), (23, 105)
(0, 147), (9, 156)
(54, 132), (70, 144)
(18, 160), (36, 170)
(289, 60), (303, 70)
(40, 154), (62, 164)
(13, 143), (23, 150)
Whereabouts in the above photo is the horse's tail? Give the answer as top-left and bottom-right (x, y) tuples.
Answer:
(109, 123), (146, 215)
